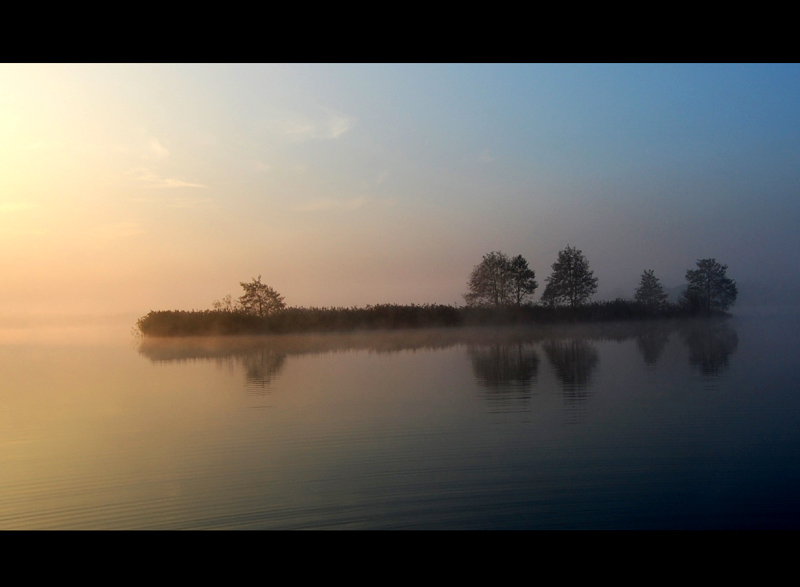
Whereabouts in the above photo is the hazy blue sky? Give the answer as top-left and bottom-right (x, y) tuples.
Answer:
(2, 63), (798, 316)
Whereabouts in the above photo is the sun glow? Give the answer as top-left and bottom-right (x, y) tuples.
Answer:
(1, 63), (799, 320)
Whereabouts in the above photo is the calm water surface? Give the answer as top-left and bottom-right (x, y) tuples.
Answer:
(1, 312), (799, 529)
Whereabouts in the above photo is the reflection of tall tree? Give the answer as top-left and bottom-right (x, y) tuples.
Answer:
(636, 326), (671, 366)
(468, 342), (539, 411)
(241, 349), (286, 392)
(679, 320), (739, 376)
(468, 343), (539, 389)
(138, 338), (289, 392)
(542, 339), (599, 406)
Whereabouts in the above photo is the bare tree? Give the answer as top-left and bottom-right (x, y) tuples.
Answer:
(212, 294), (236, 312)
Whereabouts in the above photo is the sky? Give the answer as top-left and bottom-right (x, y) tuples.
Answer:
(2, 63), (799, 319)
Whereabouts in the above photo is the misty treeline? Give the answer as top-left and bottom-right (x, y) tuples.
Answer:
(464, 246), (737, 313)
(136, 247), (737, 337)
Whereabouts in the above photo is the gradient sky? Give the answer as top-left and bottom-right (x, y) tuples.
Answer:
(2, 63), (799, 318)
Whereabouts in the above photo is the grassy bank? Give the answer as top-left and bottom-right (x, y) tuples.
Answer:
(136, 300), (727, 337)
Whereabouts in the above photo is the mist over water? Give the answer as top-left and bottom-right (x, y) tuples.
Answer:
(5, 64), (800, 529)
(2, 312), (798, 529)
(0, 312), (140, 345)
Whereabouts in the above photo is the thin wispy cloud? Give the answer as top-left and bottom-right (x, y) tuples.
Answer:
(167, 196), (215, 209)
(268, 108), (356, 142)
(296, 196), (373, 212)
(158, 178), (208, 189)
(148, 138), (170, 159)
(125, 167), (207, 189)
(326, 114), (354, 139)
(295, 195), (394, 212)
(128, 194), (214, 209)
(250, 160), (271, 172)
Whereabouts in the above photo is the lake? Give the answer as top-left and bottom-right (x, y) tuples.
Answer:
(1, 311), (799, 529)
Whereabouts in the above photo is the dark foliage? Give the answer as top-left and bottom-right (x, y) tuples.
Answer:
(238, 275), (285, 317)
(137, 299), (726, 338)
(635, 269), (669, 309)
(681, 258), (738, 314)
(137, 304), (462, 337)
(464, 251), (537, 307)
(541, 245), (598, 308)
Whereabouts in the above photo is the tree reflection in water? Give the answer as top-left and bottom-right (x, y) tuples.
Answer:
(240, 350), (287, 394)
(635, 325), (671, 367)
(679, 319), (739, 376)
(137, 319), (739, 406)
(467, 342), (539, 410)
(138, 337), (288, 394)
(542, 339), (600, 411)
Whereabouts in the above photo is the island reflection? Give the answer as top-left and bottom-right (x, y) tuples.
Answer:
(679, 319), (739, 376)
(138, 319), (739, 399)
(467, 341), (540, 410)
(542, 338), (600, 411)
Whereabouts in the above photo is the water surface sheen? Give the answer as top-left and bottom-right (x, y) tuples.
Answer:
(1, 314), (799, 529)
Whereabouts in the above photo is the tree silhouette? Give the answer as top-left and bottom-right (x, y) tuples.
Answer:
(238, 276), (286, 317)
(212, 294), (236, 312)
(682, 259), (738, 313)
(540, 245), (598, 307)
(635, 269), (669, 310)
(508, 255), (538, 306)
(464, 251), (537, 307)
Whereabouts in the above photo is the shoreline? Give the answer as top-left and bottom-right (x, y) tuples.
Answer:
(136, 302), (731, 338)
